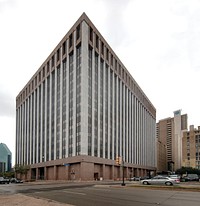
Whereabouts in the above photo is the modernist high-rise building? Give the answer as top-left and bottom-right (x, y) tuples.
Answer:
(182, 125), (200, 169)
(156, 110), (188, 172)
(16, 13), (156, 181)
(0, 143), (12, 172)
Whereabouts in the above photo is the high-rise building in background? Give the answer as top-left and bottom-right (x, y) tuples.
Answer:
(156, 110), (187, 172)
(0, 143), (12, 173)
(16, 13), (156, 181)
(182, 125), (200, 169)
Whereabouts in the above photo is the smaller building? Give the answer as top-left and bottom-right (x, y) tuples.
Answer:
(0, 143), (12, 172)
(182, 125), (200, 169)
(156, 110), (188, 173)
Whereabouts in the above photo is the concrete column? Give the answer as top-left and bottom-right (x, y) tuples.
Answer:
(80, 161), (93, 181)
(111, 165), (114, 180)
(36, 168), (39, 180)
(80, 20), (89, 155)
(125, 167), (128, 179)
(102, 164), (105, 180)
(54, 165), (57, 180)
(44, 166), (47, 180)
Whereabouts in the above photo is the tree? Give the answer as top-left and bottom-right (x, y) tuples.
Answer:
(176, 167), (200, 176)
(14, 164), (30, 178)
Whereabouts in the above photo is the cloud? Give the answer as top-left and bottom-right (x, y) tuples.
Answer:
(0, 90), (15, 117)
(0, 0), (16, 12)
(102, 0), (131, 47)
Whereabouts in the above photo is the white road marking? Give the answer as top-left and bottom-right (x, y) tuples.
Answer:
(63, 190), (86, 196)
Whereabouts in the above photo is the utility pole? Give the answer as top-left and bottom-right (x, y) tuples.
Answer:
(116, 156), (125, 186)
(121, 156), (125, 186)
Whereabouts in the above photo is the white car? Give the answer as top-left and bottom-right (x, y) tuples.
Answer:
(141, 176), (180, 186)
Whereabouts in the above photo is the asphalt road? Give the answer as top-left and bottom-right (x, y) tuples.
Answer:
(1, 182), (200, 206)
(26, 185), (200, 206)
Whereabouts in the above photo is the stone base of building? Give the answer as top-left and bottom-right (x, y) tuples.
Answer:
(19, 155), (156, 181)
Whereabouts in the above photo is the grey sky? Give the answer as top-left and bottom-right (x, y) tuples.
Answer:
(0, 0), (200, 165)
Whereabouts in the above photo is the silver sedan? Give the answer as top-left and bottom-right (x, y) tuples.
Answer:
(141, 176), (180, 186)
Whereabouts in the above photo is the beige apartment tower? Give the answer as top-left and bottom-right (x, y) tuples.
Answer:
(156, 110), (187, 172)
(16, 13), (156, 181)
(182, 125), (200, 169)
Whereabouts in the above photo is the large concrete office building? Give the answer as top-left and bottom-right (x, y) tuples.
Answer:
(16, 13), (156, 181)
(156, 110), (188, 173)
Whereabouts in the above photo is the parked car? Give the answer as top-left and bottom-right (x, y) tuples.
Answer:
(169, 174), (180, 179)
(181, 174), (199, 182)
(129, 176), (141, 181)
(168, 174), (181, 182)
(141, 176), (180, 186)
(10, 178), (23, 183)
(140, 176), (151, 180)
(129, 176), (151, 181)
(0, 177), (10, 184)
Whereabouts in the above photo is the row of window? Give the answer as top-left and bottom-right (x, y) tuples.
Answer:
(16, 53), (81, 163)
(89, 27), (154, 116)
(86, 47), (155, 164)
(16, 23), (81, 107)
(17, 22), (155, 119)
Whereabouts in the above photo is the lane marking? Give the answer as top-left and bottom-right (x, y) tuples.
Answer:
(63, 190), (86, 196)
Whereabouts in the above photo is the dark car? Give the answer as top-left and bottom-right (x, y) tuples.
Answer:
(10, 178), (23, 183)
(181, 174), (199, 182)
(129, 176), (142, 181)
(0, 177), (10, 184)
(129, 176), (151, 181)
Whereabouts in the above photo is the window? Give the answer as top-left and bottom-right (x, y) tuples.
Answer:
(62, 41), (66, 55)
(101, 42), (104, 55)
(96, 35), (99, 49)
(39, 71), (41, 82)
(115, 59), (117, 71)
(57, 49), (60, 62)
(51, 55), (54, 67)
(69, 33), (73, 48)
(42, 66), (45, 78)
(32, 80), (34, 90)
(106, 48), (109, 61)
(35, 76), (37, 86)
(47, 61), (49, 73)
(76, 24), (80, 40)
(89, 27), (93, 42)
(111, 54), (113, 66)
(119, 64), (121, 76)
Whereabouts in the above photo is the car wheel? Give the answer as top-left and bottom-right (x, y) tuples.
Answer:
(165, 181), (172, 186)
(143, 181), (149, 185)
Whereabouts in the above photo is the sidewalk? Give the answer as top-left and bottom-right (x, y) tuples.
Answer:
(0, 194), (73, 206)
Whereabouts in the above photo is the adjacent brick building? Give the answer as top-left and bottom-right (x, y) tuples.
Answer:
(182, 125), (200, 169)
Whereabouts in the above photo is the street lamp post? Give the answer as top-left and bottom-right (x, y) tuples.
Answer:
(121, 157), (126, 186)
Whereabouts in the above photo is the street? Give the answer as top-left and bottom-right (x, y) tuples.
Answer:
(0, 181), (200, 206)
(29, 185), (200, 206)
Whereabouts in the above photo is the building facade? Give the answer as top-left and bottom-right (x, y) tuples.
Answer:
(156, 110), (188, 173)
(0, 143), (12, 173)
(16, 13), (156, 181)
(182, 125), (200, 169)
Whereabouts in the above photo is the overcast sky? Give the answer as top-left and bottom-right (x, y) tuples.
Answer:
(1, 0), (200, 165)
